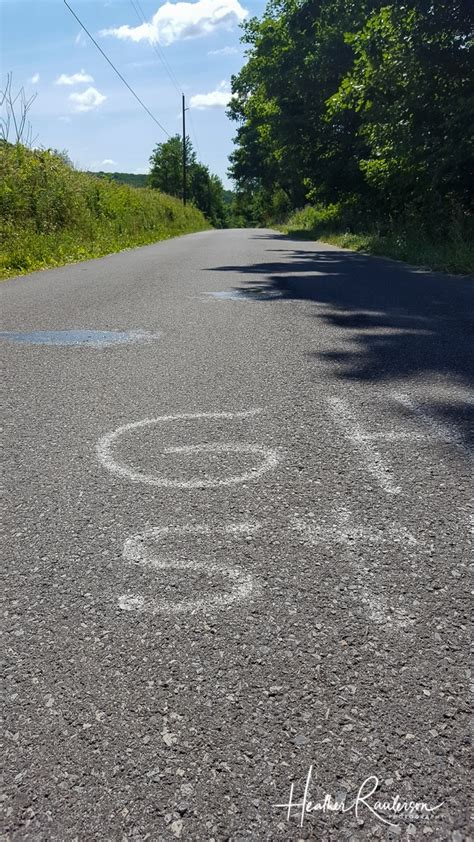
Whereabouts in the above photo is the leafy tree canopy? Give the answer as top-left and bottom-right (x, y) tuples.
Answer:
(228, 0), (474, 231)
(149, 135), (229, 227)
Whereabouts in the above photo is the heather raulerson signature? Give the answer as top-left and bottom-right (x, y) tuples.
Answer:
(274, 767), (443, 829)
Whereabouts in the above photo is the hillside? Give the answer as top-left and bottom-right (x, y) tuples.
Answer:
(0, 144), (210, 279)
(88, 171), (149, 189)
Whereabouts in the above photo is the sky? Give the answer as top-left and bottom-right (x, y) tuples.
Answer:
(0, 0), (266, 187)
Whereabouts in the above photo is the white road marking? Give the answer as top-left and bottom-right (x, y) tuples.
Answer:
(326, 397), (402, 494)
(392, 392), (472, 458)
(291, 507), (417, 547)
(291, 508), (415, 631)
(118, 523), (261, 614)
(97, 410), (281, 488)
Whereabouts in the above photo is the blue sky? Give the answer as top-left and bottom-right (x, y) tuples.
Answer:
(1, 0), (265, 187)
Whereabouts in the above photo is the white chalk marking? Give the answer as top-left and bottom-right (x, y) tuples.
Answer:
(118, 595), (145, 611)
(359, 589), (412, 630)
(291, 507), (417, 548)
(291, 509), (414, 630)
(392, 393), (472, 458)
(224, 521), (261, 535)
(118, 522), (261, 614)
(97, 410), (281, 488)
(326, 397), (402, 494)
(358, 431), (427, 442)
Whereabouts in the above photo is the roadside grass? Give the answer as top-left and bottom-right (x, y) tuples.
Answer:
(0, 143), (211, 280)
(281, 205), (474, 276)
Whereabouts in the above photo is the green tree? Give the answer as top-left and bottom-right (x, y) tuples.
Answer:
(228, 1), (376, 214)
(149, 134), (229, 227)
(149, 135), (195, 199)
(328, 1), (474, 226)
(50, 148), (74, 168)
(228, 0), (473, 232)
(208, 174), (229, 228)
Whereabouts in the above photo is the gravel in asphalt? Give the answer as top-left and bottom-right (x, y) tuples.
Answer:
(2, 230), (472, 839)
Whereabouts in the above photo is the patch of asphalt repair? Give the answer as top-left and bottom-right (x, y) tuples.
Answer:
(1, 229), (472, 839)
(0, 329), (160, 347)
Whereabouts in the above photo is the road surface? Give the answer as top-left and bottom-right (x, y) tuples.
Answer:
(2, 230), (472, 839)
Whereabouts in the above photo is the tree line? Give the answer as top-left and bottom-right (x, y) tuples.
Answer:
(228, 0), (473, 236)
(149, 136), (230, 228)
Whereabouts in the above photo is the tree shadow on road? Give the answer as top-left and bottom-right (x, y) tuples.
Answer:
(206, 235), (474, 446)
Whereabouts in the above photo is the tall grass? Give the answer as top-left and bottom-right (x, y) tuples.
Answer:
(0, 143), (211, 279)
(282, 204), (474, 276)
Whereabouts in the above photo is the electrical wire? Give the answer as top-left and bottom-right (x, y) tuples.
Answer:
(130, 0), (182, 95)
(63, 0), (170, 137)
(128, 0), (203, 161)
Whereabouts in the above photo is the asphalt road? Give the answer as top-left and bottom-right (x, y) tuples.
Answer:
(2, 230), (472, 840)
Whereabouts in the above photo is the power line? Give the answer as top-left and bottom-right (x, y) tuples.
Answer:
(135, 0), (181, 92)
(63, 0), (170, 137)
(130, 0), (181, 95)
(128, 0), (203, 161)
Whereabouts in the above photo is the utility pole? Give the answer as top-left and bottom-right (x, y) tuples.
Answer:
(182, 93), (187, 206)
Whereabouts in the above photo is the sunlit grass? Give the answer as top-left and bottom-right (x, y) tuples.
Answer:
(282, 205), (473, 276)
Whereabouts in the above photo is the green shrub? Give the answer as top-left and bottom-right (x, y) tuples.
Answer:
(282, 203), (473, 275)
(0, 143), (210, 278)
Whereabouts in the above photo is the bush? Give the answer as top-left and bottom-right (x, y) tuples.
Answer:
(0, 143), (211, 278)
(282, 202), (473, 275)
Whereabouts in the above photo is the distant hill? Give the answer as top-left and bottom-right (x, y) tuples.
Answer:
(88, 171), (149, 188)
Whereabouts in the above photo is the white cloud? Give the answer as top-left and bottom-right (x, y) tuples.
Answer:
(29, 73), (40, 84)
(101, 0), (248, 47)
(190, 80), (231, 109)
(75, 31), (86, 47)
(56, 70), (94, 86)
(59, 116), (72, 123)
(90, 158), (117, 169)
(207, 45), (238, 55)
(69, 87), (107, 112)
